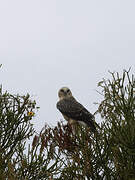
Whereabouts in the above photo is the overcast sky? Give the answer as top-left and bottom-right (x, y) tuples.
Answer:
(0, 0), (135, 132)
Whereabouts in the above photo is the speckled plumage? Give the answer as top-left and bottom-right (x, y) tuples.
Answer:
(57, 87), (98, 133)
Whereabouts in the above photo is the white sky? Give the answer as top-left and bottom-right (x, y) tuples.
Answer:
(0, 0), (135, 132)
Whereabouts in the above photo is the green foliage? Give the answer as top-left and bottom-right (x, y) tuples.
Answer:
(0, 69), (134, 179)
(97, 69), (135, 179)
(0, 87), (36, 179)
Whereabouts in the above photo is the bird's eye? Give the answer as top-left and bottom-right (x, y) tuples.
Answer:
(67, 89), (70, 93)
(60, 89), (64, 93)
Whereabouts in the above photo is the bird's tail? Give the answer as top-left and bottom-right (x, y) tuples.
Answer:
(83, 118), (100, 133)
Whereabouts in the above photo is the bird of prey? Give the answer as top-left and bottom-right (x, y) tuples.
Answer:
(56, 87), (98, 133)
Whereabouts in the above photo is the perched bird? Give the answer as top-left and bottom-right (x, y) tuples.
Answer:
(56, 87), (98, 133)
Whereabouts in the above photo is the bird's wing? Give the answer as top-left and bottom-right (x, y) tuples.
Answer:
(57, 97), (97, 131)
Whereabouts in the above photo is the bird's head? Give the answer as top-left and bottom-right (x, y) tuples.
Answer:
(58, 87), (72, 100)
